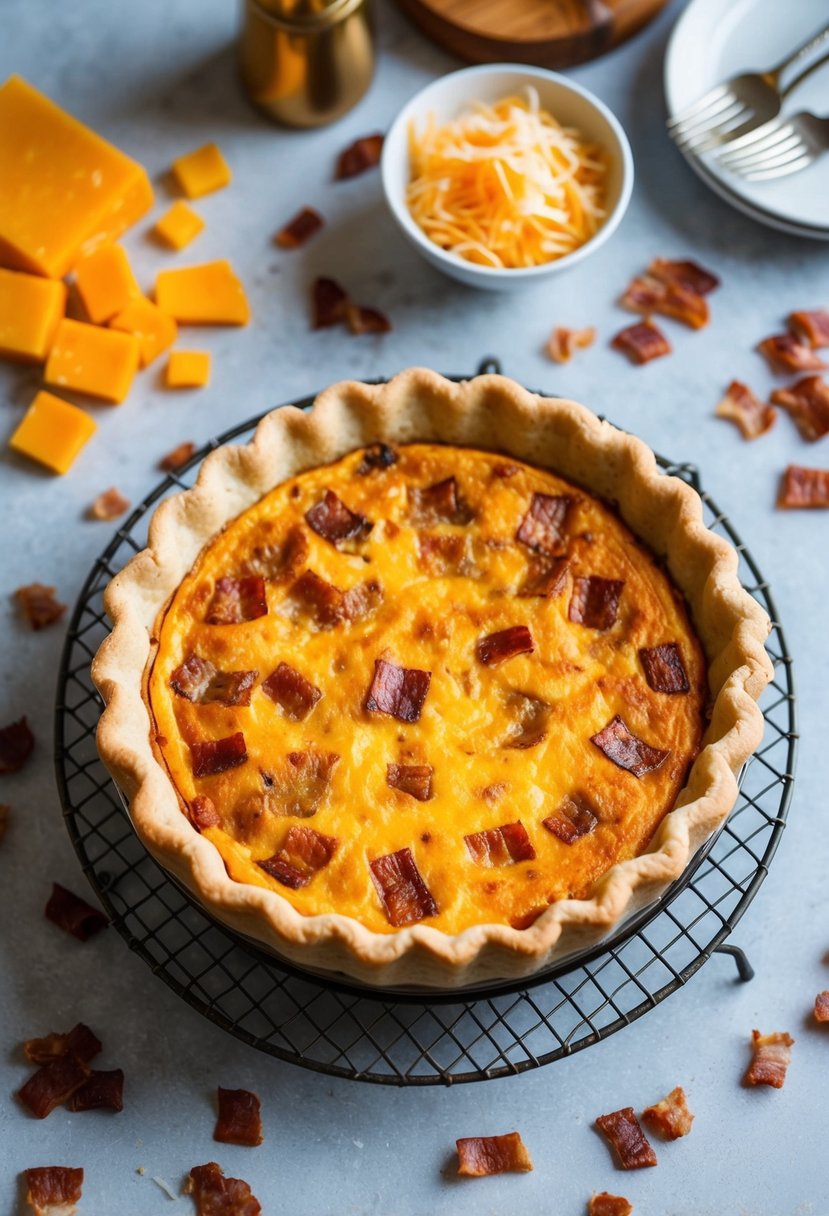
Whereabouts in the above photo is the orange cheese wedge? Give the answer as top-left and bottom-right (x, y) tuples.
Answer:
(44, 317), (140, 404)
(153, 201), (204, 251)
(155, 260), (249, 326)
(165, 349), (211, 388)
(109, 296), (177, 367)
(171, 143), (231, 199)
(10, 390), (97, 473)
(0, 267), (66, 362)
(74, 243), (141, 324)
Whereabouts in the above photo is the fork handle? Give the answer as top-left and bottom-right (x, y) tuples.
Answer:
(771, 20), (829, 85)
(780, 45), (829, 99)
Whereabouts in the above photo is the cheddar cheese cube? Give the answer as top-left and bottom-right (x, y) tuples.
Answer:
(10, 390), (97, 474)
(45, 317), (140, 404)
(74, 243), (141, 324)
(0, 267), (66, 361)
(109, 296), (177, 367)
(153, 201), (204, 251)
(0, 76), (153, 279)
(171, 143), (231, 199)
(166, 350), (211, 388)
(155, 260), (250, 326)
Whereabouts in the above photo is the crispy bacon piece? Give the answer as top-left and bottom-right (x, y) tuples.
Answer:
(87, 486), (130, 520)
(305, 490), (372, 546)
(543, 793), (598, 844)
(611, 320), (671, 364)
(516, 492), (574, 555)
(24, 1167), (84, 1216)
(744, 1029), (794, 1088)
(789, 308), (829, 348)
(206, 576), (267, 625)
(186, 1163), (261, 1216)
(370, 847), (437, 926)
(19, 1054), (90, 1118)
(311, 276), (349, 328)
(650, 257), (720, 296)
(546, 325), (596, 363)
(342, 578), (383, 620)
(189, 794), (221, 832)
(621, 273), (708, 330)
(44, 883), (108, 941)
(595, 1107), (657, 1170)
(290, 570), (346, 627)
(641, 1086), (693, 1140)
(262, 662), (322, 720)
(264, 749), (340, 819)
(171, 654), (215, 699)
(274, 206), (324, 249)
(0, 716), (35, 773)
(409, 476), (471, 525)
(715, 380), (776, 440)
(190, 732), (248, 778)
(347, 303), (392, 335)
(456, 1132), (533, 1176)
(170, 655), (257, 707)
(465, 821), (536, 867)
(24, 1024), (101, 1067)
(257, 824), (338, 888)
(358, 442), (398, 474)
(814, 992), (829, 1023)
(591, 716), (670, 778)
(777, 465), (829, 509)
(387, 763), (434, 802)
(569, 576), (624, 630)
(417, 532), (471, 576)
(14, 583), (66, 630)
(588, 1193), (633, 1216)
(639, 642), (690, 694)
(519, 556), (568, 598)
(66, 1068), (124, 1112)
(336, 132), (383, 179)
(159, 440), (196, 471)
(758, 333), (826, 374)
(477, 625), (534, 666)
(214, 1087), (263, 1147)
(244, 524), (309, 581)
(502, 691), (550, 749)
(366, 658), (431, 723)
(770, 375), (829, 441)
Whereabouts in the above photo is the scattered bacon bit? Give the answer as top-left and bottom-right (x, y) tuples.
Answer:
(589, 1193), (633, 1216)
(410, 476), (472, 524)
(244, 524), (309, 581)
(290, 569), (346, 627)
(24, 1167), (84, 1216)
(770, 375), (829, 441)
(621, 272), (709, 330)
(516, 492), (574, 555)
(190, 732), (248, 778)
(206, 575), (268, 625)
(456, 1132), (533, 1176)
(214, 1087), (263, 1147)
(715, 380), (776, 441)
(595, 1107), (657, 1170)
(257, 825), (338, 888)
(14, 584), (66, 631)
(357, 442), (398, 474)
(19, 1054), (90, 1119)
(366, 658), (431, 723)
(274, 206), (324, 249)
(158, 440), (196, 472)
(641, 1086), (693, 1140)
(789, 308), (829, 349)
(87, 486), (130, 521)
(336, 132), (384, 179)
(757, 333), (826, 375)
(387, 763), (434, 802)
(546, 325), (596, 363)
(519, 556), (569, 598)
(502, 691), (550, 749)
(744, 1029), (794, 1088)
(346, 303), (392, 334)
(650, 257), (720, 297)
(591, 715), (670, 778)
(569, 576), (624, 630)
(305, 489), (373, 545)
(417, 531), (471, 575)
(188, 795), (221, 832)
(262, 663), (322, 720)
(342, 578), (383, 621)
(44, 883), (108, 941)
(465, 821), (536, 867)
(777, 465), (829, 509)
(814, 992), (829, 1023)
(66, 1068), (124, 1113)
(186, 1163), (261, 1216)
(171, 655), (257, 706)
(477, 625), (534, 666)
(311, 276), (349, 328)
(24, 1024), (102, 1067)
(543, 793), (599, 844)
(370, 847), (437, 926)
(611, 320), (671, 364)
(639, 642), (690, 694)
(0, 716), (35, 773)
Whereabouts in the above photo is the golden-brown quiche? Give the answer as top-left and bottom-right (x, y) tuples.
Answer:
(93, 370), (773, 988)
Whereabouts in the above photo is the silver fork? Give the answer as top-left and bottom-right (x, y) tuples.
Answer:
(716, 111), (829, 180)
(668, 21), (829, 155)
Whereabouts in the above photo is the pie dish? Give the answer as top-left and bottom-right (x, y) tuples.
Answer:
(93, 369), (773, 988)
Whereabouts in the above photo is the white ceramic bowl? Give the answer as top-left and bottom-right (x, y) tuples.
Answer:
(381, 64), (634, 291)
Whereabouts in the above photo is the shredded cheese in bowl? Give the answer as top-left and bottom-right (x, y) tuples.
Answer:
(406, 88), (609, 270)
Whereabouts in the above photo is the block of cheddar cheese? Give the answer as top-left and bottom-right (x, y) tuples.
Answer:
(166, 349), (211, 388)
(74, 243), (141, 324)
(10, 390), (97, 473)
(153, 201), (204, 251)
(109, 296), (177, 367)
(45, 317), (140, 404)
(0, 267), (66, 361)
(0, 76), (153, 279)
(171, 143), (231, 199)
(155, 260), (250, 325)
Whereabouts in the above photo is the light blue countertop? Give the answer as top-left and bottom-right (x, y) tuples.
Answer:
(2, 2), (828, 1213)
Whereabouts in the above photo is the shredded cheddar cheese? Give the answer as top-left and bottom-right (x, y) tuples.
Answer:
(406, 89), (608, 270)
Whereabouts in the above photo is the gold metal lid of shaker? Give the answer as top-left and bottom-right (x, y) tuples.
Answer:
(252, 0), (364, 27)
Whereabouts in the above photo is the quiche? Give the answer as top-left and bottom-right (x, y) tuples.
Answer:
(93, 370), (772, 988)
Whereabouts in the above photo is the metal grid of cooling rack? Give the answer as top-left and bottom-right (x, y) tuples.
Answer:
(53, 374), (796, 1086)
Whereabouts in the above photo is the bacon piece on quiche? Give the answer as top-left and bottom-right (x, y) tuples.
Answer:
(189, 795), (221, 832)
(186, 1163), (261, 1216)
(815, 992), (829, 1023)
(543, 793), (599, 844)
(757, 333), (826, 374)
(24, 1166), (84, 1216)
(159, 440), (196, 471)
(595, 1107), (657, 1170)
(262, 663), (322, 720)
(546, 325), (596, 363)
(171, 654), (216, 700)
(44, 883), (108, 941)
(409, 476), (472, 525)
(336, 132), (383, 179)
(770, 375), (829, 441)
(257, 825), (338, 888)
(417, 532), (472, 576)
(639, 642), (690, 694)
(0, 716), (35, 773)
(342, 579), (384, 621)
(87, 486), (130, 521)
(465, 821), (536, 867)
(274, 206), (324, 249)
(312, 276), (349, 328)
(589, 1193), (633, 1216)
(516, 492), (574, 555)
(245, 524), (309, 582)
(456, 1132), (534, 1176)
(519, 556), (569, 599)
(777, 465), (829, 509)
(620, 273), (709, 330)
(744, 1029), (794, 1088)
(591, 716), (670, 778)
(206, 576), (268, 625)
(14, 583), (66, 631)
(18, 1054), (90, 1118)
(66, 1068), (124, 1112)
(366, 658), (431, 723)
(370, 847), (437, 926)
(280, 749), (340, 818)
(789, 308), (829, 348)
(569, 576), (624, 630)
(289, 570), (346, 627)
(24, 1024), (102, 1067)
(214, 1087), (263, 1146)
(387, 763), (434, 802)
(477, 625), (534, 667)
(190, 732), (248, 778)
(357, 442), (398, 474)
(305, 489), (373, 546)
(502, 691), (550, 750)
(641, 1086), (694, 1139)
(611, 320), (671, 364)
(171, 656), (258, 707)
(715, 380), (776, 440)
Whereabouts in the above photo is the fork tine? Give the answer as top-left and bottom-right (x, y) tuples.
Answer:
(721, 134), (801, 172)
(736, 142), (809, 176)
(671, 94), (742, 143)
(667, 84), (730, 130)
(718, 126), (797, 168)
(675, 106), (753, 154)
(717, 122), (794, 162)
(743, 152), (814, 181)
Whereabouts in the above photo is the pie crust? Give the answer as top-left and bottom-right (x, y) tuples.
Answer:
(93, 369), (773, 988)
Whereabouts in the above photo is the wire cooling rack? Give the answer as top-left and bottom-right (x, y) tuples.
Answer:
(54, 368), (796, 1086)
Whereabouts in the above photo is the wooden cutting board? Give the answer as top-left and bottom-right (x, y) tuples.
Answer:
(395, 0), (668, 68)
